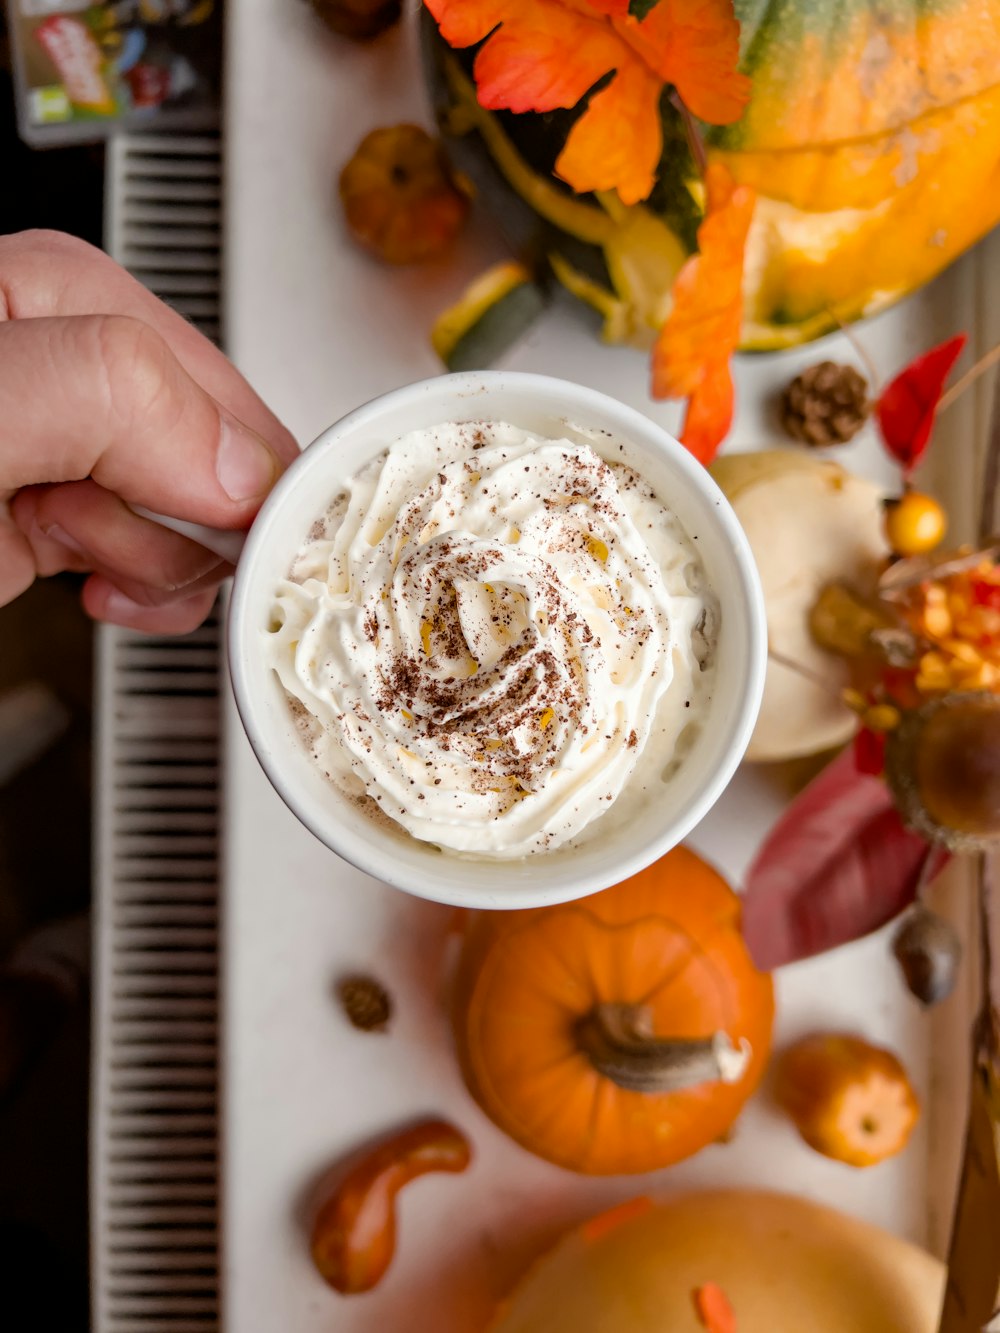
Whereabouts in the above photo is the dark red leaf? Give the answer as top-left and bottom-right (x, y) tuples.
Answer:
(876, 334), (966, 473)
(741, 748), (948, 970)
(852, 726), (886, 775)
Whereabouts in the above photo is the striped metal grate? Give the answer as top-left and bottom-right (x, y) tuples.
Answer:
(92, 614), (223, 1333)
(93, 131), (225, 1333)
(104, 132), (223, 346)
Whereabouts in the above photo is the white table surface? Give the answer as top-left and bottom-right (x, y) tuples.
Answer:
(221, 2), (994, 1328)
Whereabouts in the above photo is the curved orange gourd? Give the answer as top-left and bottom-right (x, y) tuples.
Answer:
(452, 846), (774, 1175)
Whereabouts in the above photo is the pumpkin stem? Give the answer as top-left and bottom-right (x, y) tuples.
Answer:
(576, 1003), (751, 1095)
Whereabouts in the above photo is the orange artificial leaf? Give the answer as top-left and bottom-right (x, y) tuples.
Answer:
(424, 0), (750, 206)
(555, 57), (664, 206)
(676, 359), (735, 466)
(693, 1280), (738, 1332)
(580, 1196), (653, 1245)
(627, 0), (750, 125)
(651, 162), (755, 464)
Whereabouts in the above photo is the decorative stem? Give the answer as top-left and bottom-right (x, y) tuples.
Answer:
(669, 91), (707, 178)
(977, 366), (1000, 544)
(767, 645), (851, 704)
(938, 340), (1000, 417)
(936, 854), (1000, 1333)
(978, 853), (995, 1010)
(828, 308), (881, 395)
(878, 544), (1000, 599)
(575, 1003), (751, 1095)
(914, 842), (941, 906)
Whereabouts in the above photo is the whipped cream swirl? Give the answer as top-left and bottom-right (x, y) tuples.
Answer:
(266, 421), (713, 858)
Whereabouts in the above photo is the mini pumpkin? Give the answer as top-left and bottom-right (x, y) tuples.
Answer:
(452, 846), (774, 1175)
(774, 1032), (919, 1168)
(338, 124), (470, 265)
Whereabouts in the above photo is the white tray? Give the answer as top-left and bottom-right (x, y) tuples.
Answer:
(222, 3), (1000, 1328)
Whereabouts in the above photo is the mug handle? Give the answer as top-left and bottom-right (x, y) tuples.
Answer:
(129, 505), (248, 566)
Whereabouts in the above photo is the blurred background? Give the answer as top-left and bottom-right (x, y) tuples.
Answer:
(3, 11), (109, 1326)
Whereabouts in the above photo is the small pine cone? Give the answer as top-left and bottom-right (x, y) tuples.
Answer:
(781, 361), (870, 446)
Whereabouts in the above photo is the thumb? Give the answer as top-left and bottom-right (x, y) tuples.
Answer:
(0, 314), (283, 527)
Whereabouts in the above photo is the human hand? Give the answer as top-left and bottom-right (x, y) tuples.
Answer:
(1, 230), (299, 633)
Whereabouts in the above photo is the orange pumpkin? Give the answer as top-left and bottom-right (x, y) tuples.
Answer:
(338, 124), (470, 265)
(452, 847), (774, 1175)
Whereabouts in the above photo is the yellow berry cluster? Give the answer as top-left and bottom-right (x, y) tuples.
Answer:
(901, 558), (1000, 694)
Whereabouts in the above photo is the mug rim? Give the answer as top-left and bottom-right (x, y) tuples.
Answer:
(227, 370), (767, 907)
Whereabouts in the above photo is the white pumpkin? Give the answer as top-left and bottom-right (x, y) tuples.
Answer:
(490, 1189), (943, 1332)
(711, 451), (888, 762)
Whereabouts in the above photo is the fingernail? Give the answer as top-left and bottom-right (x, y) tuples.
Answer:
(103, 587), (146, 620)
(40, 523), (88, 559)
(216, 416), (277, 503)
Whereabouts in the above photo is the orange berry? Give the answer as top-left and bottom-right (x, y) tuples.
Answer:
(862, 703), (901, 732)
(883, 492), (947, 557)
(921, 604), (952, 638)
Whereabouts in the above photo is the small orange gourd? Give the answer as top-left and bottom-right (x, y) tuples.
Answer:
(774, 1033), (919, 1168)
(338, 124), (470, 265)
(452, 846), (774, 1175)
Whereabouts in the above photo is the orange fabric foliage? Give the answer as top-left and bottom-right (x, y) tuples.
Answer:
(424, 0), (749, 205)
(651, 162), (755, 463)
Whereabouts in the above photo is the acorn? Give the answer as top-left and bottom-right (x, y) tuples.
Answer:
(884, 692), (1000, 851)
(891, 906), (962, 1006)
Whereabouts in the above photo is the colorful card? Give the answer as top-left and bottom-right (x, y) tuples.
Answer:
(6, 0), (222, 144)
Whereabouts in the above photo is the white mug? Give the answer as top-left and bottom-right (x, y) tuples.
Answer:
(154, 371), (767, 909)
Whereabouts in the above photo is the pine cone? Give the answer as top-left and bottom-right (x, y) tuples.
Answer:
(781, 361), (870, 445)
(337, 975), (392, 1032)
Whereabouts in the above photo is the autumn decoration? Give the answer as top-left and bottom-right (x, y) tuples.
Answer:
(650, 161), (754, 462)
(892, 905), (962, 1008)
(310, 1119), (471, 1293)
(451, 846), (773, 1175)
(420, 0), (1000, 462)
(731, 336), (1000, 977)
(774, 1033), (920, 1168)
(421, 0), (753, 459)
(710, 449), (890, 762)
(423, 0), (749, 206)
(338, 124), (471, 264)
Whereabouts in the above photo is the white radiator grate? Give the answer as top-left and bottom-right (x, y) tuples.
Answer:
(93, 131), (225, 1333)
(104, 133), (223, 346)
(92, 614), (224, 1333)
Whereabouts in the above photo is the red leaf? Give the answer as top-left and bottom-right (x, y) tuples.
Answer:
(852, 726), (886, 775)
(741, 748), (948, 970)
(875, 334), (966, 473)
